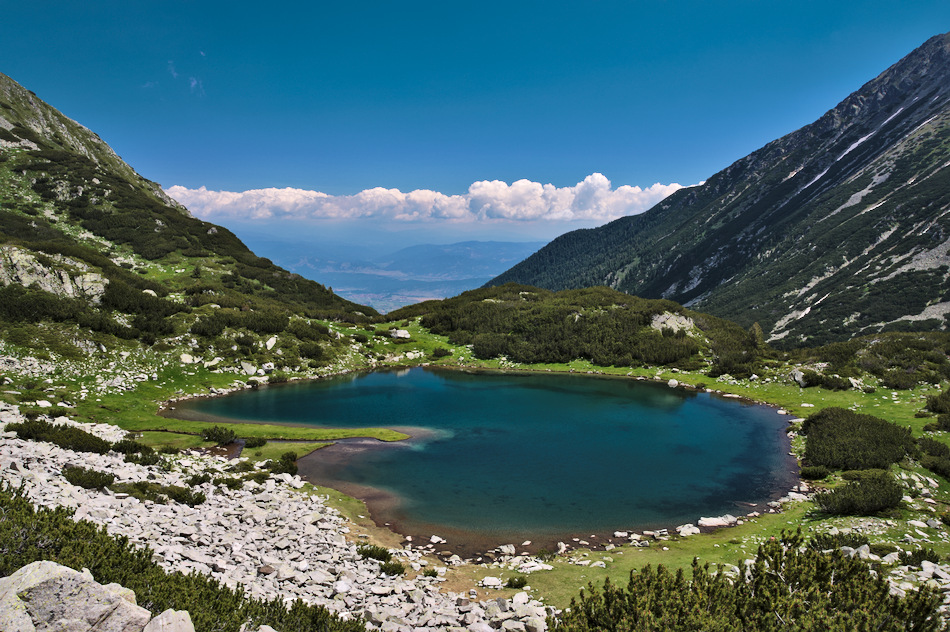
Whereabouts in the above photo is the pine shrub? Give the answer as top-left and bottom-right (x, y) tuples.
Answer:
(379, 560), (405, 576)
(813, 472), (903, 515)
(7, 418), (111, 454)
(899, 548), (942, 567)
(920, 454), (950, 479)
(163, 485), (206, 507)
(357, 544), (392, 562)
(807, 532), (869, 551)
(799, 465), (830, 480)
(555, 530), (942, 631)
(268, 451), (298, 476)
(112, 439), (150, 454)
(201, 425), (237, 446)
(802, 407), (915, 471)
(926, 388), (950, 414)
(214, 476), (244, 490)
(62, 465), (115, 490)
(505, 576), (528, 589)
(186, 473), (212, 487)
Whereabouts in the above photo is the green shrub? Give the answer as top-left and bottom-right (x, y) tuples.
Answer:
(840, 468), (890, 481)
(870, 543), (899, 557)
(267, 451), (298, 476)
(379, 560), (405, 576)
(62, 466), (115, 490)
(201, 425), (236, 446)
(918, 437), (950, 458)
(111, 439), (150, 455)
(7, 418), (111, 454)
(111, 481), (204, 506)
(556, 530), (942, 631)
(357, 544), (392, 562)
(246, 471), (270, 484)
(505, 576), (528, 589)
(124, 451), (161, 466)
(431, 347), (452, 358)
(899, 548), (941, 567)
(880, 370), (920, 390)
(799, 465), (830, 480)
(422, 567), (438, 577)
(920, 454), (950, 479)
(163, 485), (206, 507)
(243, 437), (267, 449)
(214, 476), (244, 490)
(802, 407), (915, 471)
(808, 532), (869, 551)
(926, 388), (950, 414)
(813, 472), (903, 515)
(229, 460), (256, 473)
(268, 371), (289, 384)
(186, 473), (211, 487)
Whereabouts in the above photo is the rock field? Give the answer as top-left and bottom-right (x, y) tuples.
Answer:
(0, 401), (554, 632)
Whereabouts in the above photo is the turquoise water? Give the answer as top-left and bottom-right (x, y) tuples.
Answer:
(176, 368), (794, 545)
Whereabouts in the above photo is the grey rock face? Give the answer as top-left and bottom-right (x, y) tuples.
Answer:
(0, 245), (107, 303)
(0, 561), (152, 632)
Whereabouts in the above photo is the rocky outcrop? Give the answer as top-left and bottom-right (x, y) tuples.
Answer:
(0, 245), (107, 302)
(0, 560), (181, 632)
(650, 312), (694, 334)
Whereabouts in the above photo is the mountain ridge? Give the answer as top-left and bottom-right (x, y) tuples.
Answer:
(489, 32), (950, 347)
(0, 69), (379, 376)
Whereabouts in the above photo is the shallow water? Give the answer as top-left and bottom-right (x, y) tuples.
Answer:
(175, 368), (795, 548)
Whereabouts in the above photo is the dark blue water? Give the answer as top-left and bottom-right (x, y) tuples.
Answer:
(176, 368), (794, 545)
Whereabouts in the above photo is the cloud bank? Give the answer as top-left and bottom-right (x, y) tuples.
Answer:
(166, 174), (683, 225)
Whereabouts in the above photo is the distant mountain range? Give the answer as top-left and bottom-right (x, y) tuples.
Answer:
(491, 32), (950, 348)
(237, 235), (544, 313)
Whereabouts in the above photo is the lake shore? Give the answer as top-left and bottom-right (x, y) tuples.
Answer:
(163, 364), (803, 558)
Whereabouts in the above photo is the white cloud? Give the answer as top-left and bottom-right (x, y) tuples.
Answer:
(165, 174), (684, 225)
(188, 77), (204, 95)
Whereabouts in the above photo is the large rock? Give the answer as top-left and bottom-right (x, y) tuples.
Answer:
(0, 560), (152, 632)
(791, 369), (807, 388)
(143, 609), (195, 632)
(697, 514), (737, 528)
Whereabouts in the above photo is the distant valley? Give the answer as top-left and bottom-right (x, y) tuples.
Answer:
(234, 233), (545, 313)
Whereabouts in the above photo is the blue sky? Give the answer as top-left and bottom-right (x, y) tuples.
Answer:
(4, 2), (950, 244)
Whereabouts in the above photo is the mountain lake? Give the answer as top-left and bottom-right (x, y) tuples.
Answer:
(173, 367), (797, 552)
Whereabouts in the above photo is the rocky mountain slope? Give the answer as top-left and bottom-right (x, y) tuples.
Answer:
(0, 71), (377, 371)
(490, 32), (950, 348)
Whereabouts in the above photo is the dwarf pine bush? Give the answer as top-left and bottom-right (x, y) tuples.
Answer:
(813, 472), (903, 515)
(802, 407), (915, 470)
(555, 530), (943, 631)
(7, 418), (111, 454)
